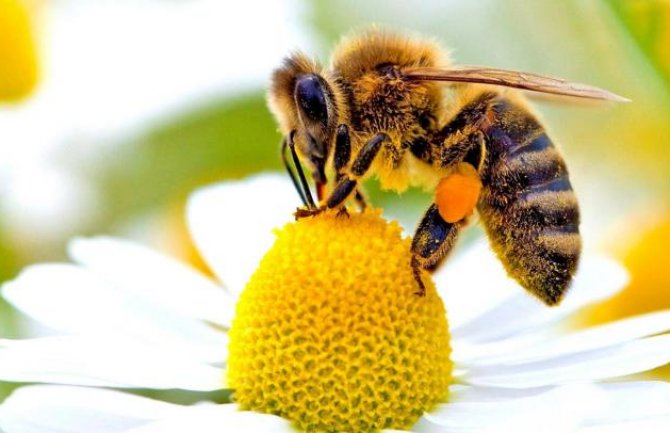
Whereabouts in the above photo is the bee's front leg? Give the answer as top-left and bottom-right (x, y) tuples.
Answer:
(296, 132), (387, 221)
(334, 124), (370, 211)
(293, 176), (357, 220)
(294, 206), (325, 219)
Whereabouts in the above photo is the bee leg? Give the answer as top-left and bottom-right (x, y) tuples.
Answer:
(333, 124), (351, 177)
(439, 130), (487, 170)
(336, 206), (350, 219)
(329, 132), (387, 207)
(405, 111), (488, 293)
(294, 206), (325, 219)
(296, 132), (387, 219)
(411, 256), (427, 297)
(334, 124), (369, 211)
(411, 204), (463, 296)
(331, 176), (368, 211)
(353, 189), (368, 211)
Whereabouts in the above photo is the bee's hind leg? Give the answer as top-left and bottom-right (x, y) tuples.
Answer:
(411, 204), (464, 296)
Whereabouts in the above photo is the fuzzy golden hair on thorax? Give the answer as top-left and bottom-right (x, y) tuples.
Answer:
(327, 28), (450, 141)
(330, 28), (451, 81)
(324, 28), (451, 192)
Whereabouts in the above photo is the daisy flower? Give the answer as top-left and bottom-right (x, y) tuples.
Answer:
(1, 174), (670, 433)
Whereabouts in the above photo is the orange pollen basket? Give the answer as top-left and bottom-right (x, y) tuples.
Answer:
(435, 163), (482, 223)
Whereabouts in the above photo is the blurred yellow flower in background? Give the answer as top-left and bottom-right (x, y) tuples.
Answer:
(585, 213), (670, 325)
(567, 0), (670, 379)
(577, 212), (670, 377)
(0, 0), (39, 102)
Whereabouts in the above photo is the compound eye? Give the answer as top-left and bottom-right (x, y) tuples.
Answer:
(295, 74), (329, 123)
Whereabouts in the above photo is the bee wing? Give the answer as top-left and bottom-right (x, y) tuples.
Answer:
(403, 66), (629, 102)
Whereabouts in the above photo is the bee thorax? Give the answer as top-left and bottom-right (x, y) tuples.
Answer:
(352, 76), (435, 138)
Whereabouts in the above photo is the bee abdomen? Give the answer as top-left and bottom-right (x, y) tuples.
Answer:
(516, 190), (579, 231)
(480, 130), (581, 305)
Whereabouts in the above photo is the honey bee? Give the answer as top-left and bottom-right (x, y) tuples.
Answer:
(268, 29), (626, 305)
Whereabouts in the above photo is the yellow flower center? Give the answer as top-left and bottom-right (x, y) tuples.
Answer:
(227, 209), (452, 432)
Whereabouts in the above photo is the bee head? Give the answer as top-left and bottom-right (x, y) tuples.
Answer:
(268, 53), (345, 185)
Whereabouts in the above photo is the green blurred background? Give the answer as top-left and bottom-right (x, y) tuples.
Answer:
(1, 0), (669, 401)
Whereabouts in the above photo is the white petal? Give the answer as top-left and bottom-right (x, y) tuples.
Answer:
(416, 384), (601, 433)
(451, 329), (557, 366)
(0, 336), (225, 390)
(462, 334), (670, 388)
(2, 264), (226, 363)
(585, 381), (670, 425)
(68, 236), (235, 328)
(435, 241), (520, 330)
(187, 174), (298, 295)
(126, 404), (295, 433)
(0, 385), (182, 433)
(581, 416), (670, 433)
(450, 254), (628, 343)
(449, 381), (670, 425)
(449, 384), (553, 403)
(462, 310), (670, 366)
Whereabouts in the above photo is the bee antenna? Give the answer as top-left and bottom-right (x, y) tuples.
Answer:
(281, 137), (307, 206)
(282, 132), (317, 210)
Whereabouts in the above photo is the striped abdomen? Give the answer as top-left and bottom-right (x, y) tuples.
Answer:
(478, 101), (581, 305)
